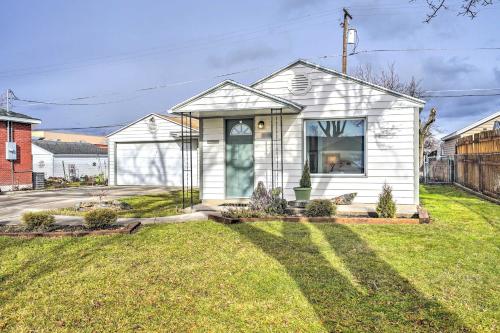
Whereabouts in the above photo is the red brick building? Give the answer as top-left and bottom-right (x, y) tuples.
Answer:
(0, 109), (41, 191)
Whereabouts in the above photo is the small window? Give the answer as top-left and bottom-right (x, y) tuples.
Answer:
(305, 119), (365, 175)
(38, 161), (45, 168)
(230, 121), (252, 136)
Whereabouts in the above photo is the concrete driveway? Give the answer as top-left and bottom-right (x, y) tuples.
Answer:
(0, 186), (171, 224)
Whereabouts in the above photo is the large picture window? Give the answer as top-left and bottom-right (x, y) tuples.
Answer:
(305, 119), (365, 175)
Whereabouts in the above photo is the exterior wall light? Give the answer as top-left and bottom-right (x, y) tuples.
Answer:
(258, 121), (265, 129)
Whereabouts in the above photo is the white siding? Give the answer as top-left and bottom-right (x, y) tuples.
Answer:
(177, 83), (285, 112)
(32, 145), (54, 178)
(108, 114), (198, 186)
(200, 118), (224, 199)
(201, 63), (420, 204)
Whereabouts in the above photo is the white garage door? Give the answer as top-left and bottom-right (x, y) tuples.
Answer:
(115, 141), (197, 186)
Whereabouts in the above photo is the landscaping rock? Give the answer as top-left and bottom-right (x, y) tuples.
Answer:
(333, 193), (357, 205)
(74, 200), (132, 211)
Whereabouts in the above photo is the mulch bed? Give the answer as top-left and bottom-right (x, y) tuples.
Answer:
(0, 222), (141, 238)
(210, 207), (430, 225)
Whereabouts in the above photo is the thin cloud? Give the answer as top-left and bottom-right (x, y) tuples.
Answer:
(207, 44), (280, 69)
(423, 56), (477, 83)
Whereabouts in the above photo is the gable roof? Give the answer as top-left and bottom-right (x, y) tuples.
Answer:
(106, 113), (199, 138)
(442, 110), (500, 141)
(251, 59), (426, 105)
(33, 140), (107, 155)
(0, 108), (41, 124)
(171, 80), (304, 113)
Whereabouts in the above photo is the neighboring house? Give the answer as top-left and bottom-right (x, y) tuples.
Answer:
(441, 111), (500, 157)
(172, 59), (425, 205)
(107, 113), (199, 186)
(32, 130), (107, 148)
(0, 109), (41, 191)
(32, 140), (108, 179)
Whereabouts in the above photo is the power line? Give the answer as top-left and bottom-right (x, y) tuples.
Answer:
(14, 95), (140, 106)
(0, 9), (343, 79)
(424, 88), (500, 93)
(349, 47), (500, 55)
(422, 93), (500, 98)
(0, 3), (451, 79)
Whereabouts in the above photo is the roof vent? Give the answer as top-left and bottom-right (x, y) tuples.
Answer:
(288, 73), (311, 95)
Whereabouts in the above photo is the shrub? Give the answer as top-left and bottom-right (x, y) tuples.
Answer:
(221, 208), (265, 219)
(249, 181), (271, 211)
(84, 208), (117, 229)
(22, 211), (55, 230)
(266, 187), (288, 216)
(249, 182), (288, 216)
(304, 200), (336, 217)
(299, 161), (311, 188)
(376, 184), (397, 218)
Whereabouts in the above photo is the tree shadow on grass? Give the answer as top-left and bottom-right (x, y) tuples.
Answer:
(0, 235), (126, 311)
(228, 222), (470, 332)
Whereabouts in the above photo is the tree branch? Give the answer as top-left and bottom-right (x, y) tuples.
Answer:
(424, 0), (447, 23)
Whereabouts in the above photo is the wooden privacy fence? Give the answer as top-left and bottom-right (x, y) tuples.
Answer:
(456, 129), (500, 154)
(455, 153), (500, 199)
(455, 130), (500, 200)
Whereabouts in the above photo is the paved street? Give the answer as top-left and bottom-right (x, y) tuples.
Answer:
(0, 186), (169, 223)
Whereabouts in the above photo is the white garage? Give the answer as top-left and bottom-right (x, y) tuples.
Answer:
(107, 113), (198, 186)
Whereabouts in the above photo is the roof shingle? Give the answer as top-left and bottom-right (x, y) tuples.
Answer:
(33, 140), (107, 155)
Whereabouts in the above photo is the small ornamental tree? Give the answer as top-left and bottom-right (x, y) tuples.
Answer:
(376, 184), (397, 218)
(299, 161), (311, 188)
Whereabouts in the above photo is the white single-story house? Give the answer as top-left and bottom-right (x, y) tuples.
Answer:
(107, 113), (199, 186)
(440, 110), (500, 157)
(32, 140), (108, 179)
(171, 59), (425, 206)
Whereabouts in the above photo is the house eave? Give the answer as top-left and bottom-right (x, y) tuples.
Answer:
(171, 80), (304, 116)
(0, 115), (41, 124)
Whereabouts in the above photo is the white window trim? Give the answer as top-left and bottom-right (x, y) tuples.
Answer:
(303, 117), (368, 178)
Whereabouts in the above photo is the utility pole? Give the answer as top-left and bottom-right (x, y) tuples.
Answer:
(342, 8), (352, 74)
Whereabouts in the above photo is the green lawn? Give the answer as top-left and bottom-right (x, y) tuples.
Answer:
(0, 185), (498, 332)
(48, 189), (200, 218)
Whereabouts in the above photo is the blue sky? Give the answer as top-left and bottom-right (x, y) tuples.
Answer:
(1, 0), (498, 137)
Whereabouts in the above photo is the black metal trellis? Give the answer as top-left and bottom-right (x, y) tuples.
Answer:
(180, 112), (194, 209)
(270, 108), (284, 199)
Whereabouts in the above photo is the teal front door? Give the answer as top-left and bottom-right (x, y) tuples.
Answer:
(225, 119), (254, 198)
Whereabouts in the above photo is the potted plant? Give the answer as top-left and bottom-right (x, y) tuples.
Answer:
(294, 161), (312, 201)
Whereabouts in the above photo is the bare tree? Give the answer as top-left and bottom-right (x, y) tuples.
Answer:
(423, 130), (440, 155)
(318, 120), (347, 137)
(352, 63), (436, 170)
(413, 0), (494, 22)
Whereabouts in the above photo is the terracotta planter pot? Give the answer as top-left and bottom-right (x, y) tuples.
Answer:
(293, 187), (311, 201)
